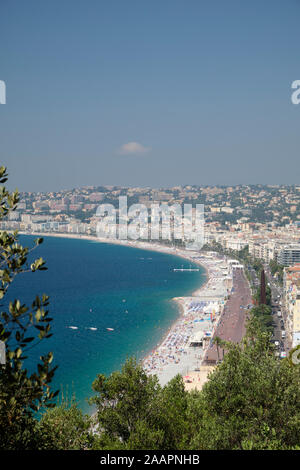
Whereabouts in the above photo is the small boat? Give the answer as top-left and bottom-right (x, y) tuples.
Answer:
(173, 266), (200, 272)
(89, 327), (97, 331)
(106, 328), (114, 331)
(68, 326), (78, 330)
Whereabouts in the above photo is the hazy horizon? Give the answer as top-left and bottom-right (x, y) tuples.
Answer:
(1, 0), (300, 192)
(14, 182), (300, 196)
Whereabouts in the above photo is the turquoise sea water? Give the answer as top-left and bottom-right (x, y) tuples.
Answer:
(7, 235), (206, 413)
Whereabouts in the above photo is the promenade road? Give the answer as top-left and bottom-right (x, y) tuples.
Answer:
(203, 268), (252, 364)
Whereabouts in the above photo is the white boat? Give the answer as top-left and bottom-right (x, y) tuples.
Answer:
(173, 264), (199, 272)
(106, 328), (114, 331)
(68, 326), (78, 330)
(173, 267), (200, 272)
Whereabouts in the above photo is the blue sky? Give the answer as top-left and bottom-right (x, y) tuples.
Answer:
(1, 0), (300, 191)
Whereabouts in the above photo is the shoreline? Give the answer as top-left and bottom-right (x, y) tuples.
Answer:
(20, 231), (231, 388)
(142, 254), (231, 385)
(20, 230), (209, 296)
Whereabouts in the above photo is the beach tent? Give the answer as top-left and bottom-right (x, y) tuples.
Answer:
(189, 330), (204, 347)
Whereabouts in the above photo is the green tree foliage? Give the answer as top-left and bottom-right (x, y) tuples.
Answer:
(259, 269), (267, 305)
(37, 399), (93, 450)
(91, 357), (189, 450)
(0, 166), (58, 449)
(253, 285), (272, 307)
(250, 304), (273, 332)
(187, 318), (300, 449)
(252, 258), (264, 274)
(269, 259), (284, 285)
(201, 241), (225, 254)
(91, 318), (300, 450)
(253, 270), (272, 307)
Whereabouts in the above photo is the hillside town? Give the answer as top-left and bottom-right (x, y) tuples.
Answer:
(2, 183), (300, 232)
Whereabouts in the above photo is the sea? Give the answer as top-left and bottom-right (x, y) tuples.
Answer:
(6, 235), (206, 413)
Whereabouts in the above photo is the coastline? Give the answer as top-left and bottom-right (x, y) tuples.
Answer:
(20, 231), (209, 296)
(142, 253), (230, 385)
(20, 231), (231, 387)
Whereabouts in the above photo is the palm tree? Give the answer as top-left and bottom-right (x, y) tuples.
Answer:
(260, 269), (267, 305)
(213, 336), (223, 363)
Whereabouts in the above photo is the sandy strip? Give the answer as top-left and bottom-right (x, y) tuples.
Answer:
(142, 255), (230, 386)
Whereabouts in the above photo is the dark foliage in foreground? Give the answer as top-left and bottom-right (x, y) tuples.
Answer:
(0, 167), (57, 450)
(89, 319), (300, 450)
(9, 317), (299, 450)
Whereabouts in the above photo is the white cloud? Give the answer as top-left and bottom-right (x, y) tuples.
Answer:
(118, 141), (151, 156)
